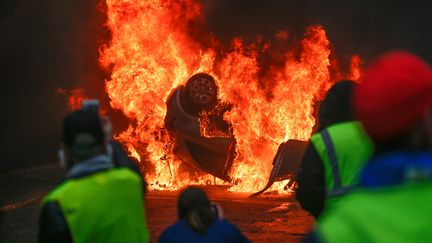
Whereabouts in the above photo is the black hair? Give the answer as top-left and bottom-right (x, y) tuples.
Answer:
(177, 187), (216, 234)
(318, 80), (357, 130)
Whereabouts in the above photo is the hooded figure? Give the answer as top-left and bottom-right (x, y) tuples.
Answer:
(296, 80), (373, 218)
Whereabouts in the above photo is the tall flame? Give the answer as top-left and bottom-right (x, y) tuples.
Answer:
(100, 0), (350, 192)
(221, 26), (331, 192)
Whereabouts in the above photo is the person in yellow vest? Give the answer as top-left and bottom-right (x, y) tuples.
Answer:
(309, 51), (432, 242)
(296, 80), (374, 218)
(38, 109), (149, 243)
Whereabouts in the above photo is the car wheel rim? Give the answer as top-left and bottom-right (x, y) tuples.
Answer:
(189, 77), (216, 104)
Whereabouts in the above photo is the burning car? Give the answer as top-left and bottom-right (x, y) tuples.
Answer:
(164, 73), (308, 193)
(164, 73), (235, 181)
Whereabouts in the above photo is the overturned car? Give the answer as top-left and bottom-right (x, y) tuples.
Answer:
(164, 73), (308, 194)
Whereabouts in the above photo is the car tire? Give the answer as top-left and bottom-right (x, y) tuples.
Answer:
(181, 73), (218, 116)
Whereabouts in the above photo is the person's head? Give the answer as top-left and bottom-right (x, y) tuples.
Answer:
(177, 187), (216, 234)
(354, 51), (432, 153)
(318, 80), (357, 130)
(61, 109), (106, 167)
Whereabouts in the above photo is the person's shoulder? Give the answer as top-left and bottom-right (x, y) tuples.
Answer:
(213, 220), (242, 233)
(108, 166), (141, 182)
(159, 225), (176, 242)
(42, 179), (71, 203)
(159, 221), (187, 242)
(214, 219), (234, 226)
(213, 220), (251, 242)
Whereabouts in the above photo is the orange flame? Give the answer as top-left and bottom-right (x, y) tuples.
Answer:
(220, 26), (331, 192)
(348, 55), (362, 82)
(58, 88), (89, 110)
(100, 0), (356, 192)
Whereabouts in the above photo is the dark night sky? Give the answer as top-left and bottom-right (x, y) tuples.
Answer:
(1, 0), (432, 171)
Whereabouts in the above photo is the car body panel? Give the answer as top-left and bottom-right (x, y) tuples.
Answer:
(165, 87), (235, 181)
(165, 74), (309, 194)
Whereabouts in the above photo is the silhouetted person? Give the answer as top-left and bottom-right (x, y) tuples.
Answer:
(296, 81), (373, 218)
(310, 51), (432, 242)
(159, 187), (250, 243)
(38, 109), (149, 243)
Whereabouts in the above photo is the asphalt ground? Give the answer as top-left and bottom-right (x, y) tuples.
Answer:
(0, 164), (314, 243)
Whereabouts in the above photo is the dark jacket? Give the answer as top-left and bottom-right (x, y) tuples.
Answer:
(110, 141), (145, 184)
(38, 143), (144, 243)
(296, 144), (326, 218)
(159, 219), (250, 243)
(296, 81), (356, 218)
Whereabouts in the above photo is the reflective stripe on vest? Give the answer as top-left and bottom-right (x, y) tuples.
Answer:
(321, 129), (354, 198)
(311, 122), (373, 199)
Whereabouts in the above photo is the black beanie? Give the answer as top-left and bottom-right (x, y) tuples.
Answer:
(62, 109), (104, 149)
(318, 80), (357, 129)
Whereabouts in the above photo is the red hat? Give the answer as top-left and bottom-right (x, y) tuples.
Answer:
(354, 51), (432, 141)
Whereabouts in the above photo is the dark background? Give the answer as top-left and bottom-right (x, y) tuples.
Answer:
(1, 0), (432, 171)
